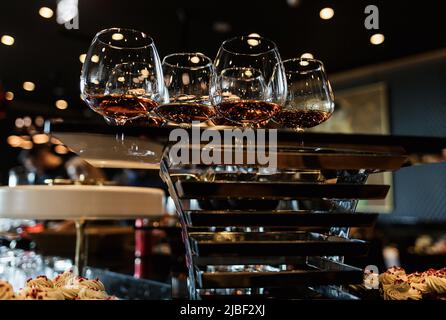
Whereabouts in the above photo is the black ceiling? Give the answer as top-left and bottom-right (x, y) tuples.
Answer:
(1, 0), (445, 119)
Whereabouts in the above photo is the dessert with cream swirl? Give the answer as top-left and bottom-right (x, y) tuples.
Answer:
(53, 271), (75, 288)
(0, 280), (15, 300)
(1, 273), (116, 300)
(17, 287), (65, 300)
(76, 288), (109, 300)
(425, 275), (446, 294)
(382, 279), (422, 300)
(70, 276), (106, 291)
(378, 266), (407, 285)
(26, 275), (54, 289)
(59, 285), (81, 300)
(380, 267), (446, 300)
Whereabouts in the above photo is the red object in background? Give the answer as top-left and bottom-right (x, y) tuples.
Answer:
(135, 223), (155, 258)
(134, 219), (156, 279)
(134, 218), (172, 281)
(22, 223), (45, 235)
(134, 256), (145, 279)
(0, 86), (7, 120)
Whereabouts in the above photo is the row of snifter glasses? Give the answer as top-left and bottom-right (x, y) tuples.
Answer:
(81, 28), (334, 131)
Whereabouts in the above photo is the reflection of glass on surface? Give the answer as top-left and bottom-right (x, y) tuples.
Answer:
(8, 167), (36, 186)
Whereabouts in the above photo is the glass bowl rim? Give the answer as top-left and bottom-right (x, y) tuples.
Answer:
(94, 27), (155, 50)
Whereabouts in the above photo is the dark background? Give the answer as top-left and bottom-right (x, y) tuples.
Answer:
(333, 58), (446, 221)
(0, 0), (445, 221)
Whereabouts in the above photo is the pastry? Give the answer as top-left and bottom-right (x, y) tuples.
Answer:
(53, 271), (75, 288)
(380, 267), (446, 300)
(1, 272), (115, 300)
(382, 279), (422, 300)
(76, 288), (109, 300)
(26, 275), (54, 289)
(70, 276), (105, 291)
(17, 287), (65, 300)
(0, 280), (15, 300)
(378, 266), (407, 285)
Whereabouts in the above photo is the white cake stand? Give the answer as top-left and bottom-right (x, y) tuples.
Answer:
(0, 185), (165, 275)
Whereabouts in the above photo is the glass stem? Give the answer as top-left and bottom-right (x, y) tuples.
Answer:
(115, 132), (125, 143)
(74, 219), (88, 276)
(295, 128), (305, 147)
(115, 122), (126, 145)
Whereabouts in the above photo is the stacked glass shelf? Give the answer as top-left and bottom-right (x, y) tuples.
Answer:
(48, 121), (446, 299)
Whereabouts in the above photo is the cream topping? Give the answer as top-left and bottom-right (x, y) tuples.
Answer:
(71, 276), (105, 291)
(53, 271), (75, 288)
(76, 288), (108, 300)
(379, 273), (407, 286)
(382, 281), (422, 300)
(26, 275), (54, 289)
(387, 266), (406, 277)
(17, 287), (65, 300)
(379, 267), (407, 285)
(59, 286), (80, 300)
(425, 275), (446, 294)
(0, 280), (14, 300)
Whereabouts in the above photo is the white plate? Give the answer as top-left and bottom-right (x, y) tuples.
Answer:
(0, 185), (165, 220)
(53, 132), (164, 169)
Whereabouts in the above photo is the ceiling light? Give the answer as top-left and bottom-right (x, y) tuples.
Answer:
(91, 55), (99, 63)
(140, 68), (149, 78)
(248, 33), (261, 38)
(182, 73), (190, 85)
(5, 91), (14, 101)
(112, 33), (124, 41)
(15, 118), (24, 128)
(79, 53), (86, 63)
(35, 116), (45, 127)
(190, 56), (200, 64)
(287, 0), (301, 8)
(55, 145), (69, 155)
(247, 39), (260, 46)
(370, 33), (385, 45)
(7, 135), (22, 148)
(301, 53), (314, 59)
(55, 99), (68, 110)
(23, 117), (32, 127)
(33, 134), (50, 145)
(1, 35), (15, 46)
(39, 7), (54, 18)
(20, 140), (33, 150)
(212, 21), (231, 33)
(23, 82), (35, 91)
(319, 7), (334, 20)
